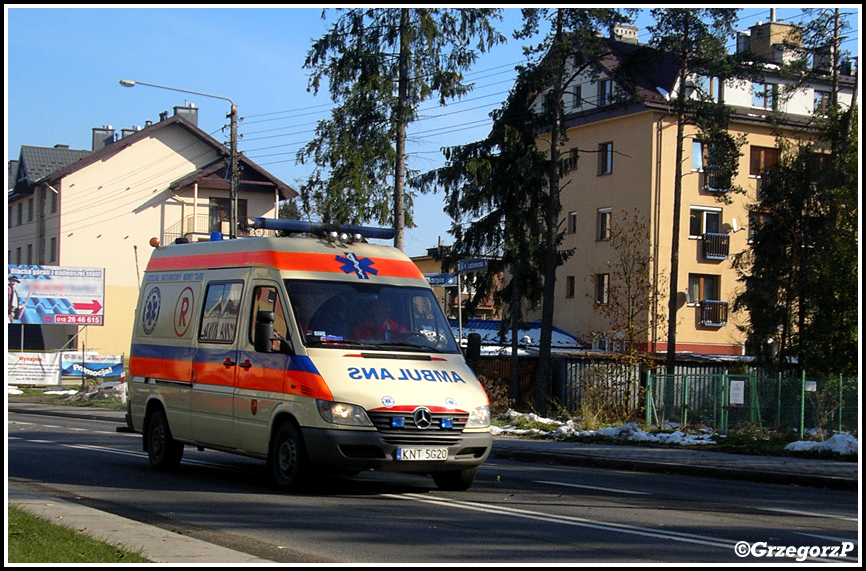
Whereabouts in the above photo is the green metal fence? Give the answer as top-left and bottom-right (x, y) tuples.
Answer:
(646, 371), (858, 436)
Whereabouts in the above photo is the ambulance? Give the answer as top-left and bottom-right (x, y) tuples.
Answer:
(127, 218), (492, 491)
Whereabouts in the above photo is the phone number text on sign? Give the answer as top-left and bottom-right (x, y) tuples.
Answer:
(53, 315), (104, 325)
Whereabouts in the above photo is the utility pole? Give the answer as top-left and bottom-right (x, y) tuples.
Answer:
(228, 103), (239, 239)
(120, 79), (240, 238)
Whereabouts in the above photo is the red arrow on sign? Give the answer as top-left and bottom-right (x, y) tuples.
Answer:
(73, 300), (103, 314)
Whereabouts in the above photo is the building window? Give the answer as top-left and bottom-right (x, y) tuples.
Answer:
(696, 75), (723, 102)
(688, 274), (720, 305)
(27, 244), (33, 265)
(597, 78), (612, 106)
(689, 207), (722, 238)
(572, 84), (582, 109)
(596, 208), (611, 241)
(598, 142), (613, 175)
(564, 148), (579, 172)
(752, 83), (777, 110)
(813, 90), (831, 115)
(750, 146), (778, 177)
(51, 191), (58, 213)
(28, 198), (34, 222)
(567, 211), (578, 234)
(565, 276), (575, 299)
(209, 198), (248, 234)
(50, 237), (57, 263)
(17, 203), (23, 226)
(594, 273), (610, 305)
(16, 247), (22, 265)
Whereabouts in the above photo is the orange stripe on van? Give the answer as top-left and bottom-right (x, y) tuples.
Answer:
(147, 251), (423, 280)
(129, 355), (192, 382)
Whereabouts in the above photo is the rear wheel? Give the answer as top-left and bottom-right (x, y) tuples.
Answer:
(269, 422), (310, 490)
(432, 467), (477, 491)
(147, 409), (183, 470)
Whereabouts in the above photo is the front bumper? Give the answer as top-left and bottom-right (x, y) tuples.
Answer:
(301, 427), (492, 473)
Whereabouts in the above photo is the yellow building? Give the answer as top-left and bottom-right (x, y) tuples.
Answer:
(533, 21), (856, 356)
(8, 106), (295, 357)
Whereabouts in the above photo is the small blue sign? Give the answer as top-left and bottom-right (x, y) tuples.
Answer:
(457, 258), (487, 273)
(424, 273), (457, 286)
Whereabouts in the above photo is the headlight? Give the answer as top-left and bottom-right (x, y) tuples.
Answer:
(316, 400), (373, 427)
(464, 405), (490, 429)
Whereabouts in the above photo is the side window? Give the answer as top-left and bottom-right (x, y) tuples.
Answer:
(199, 281), (243, 343)
(250, 286), (290, 344)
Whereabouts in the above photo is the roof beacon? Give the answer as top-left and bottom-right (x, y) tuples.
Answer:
(254, 217), (395, 241)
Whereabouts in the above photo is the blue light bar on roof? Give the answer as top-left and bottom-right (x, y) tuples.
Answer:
(254, 218), (395, 240)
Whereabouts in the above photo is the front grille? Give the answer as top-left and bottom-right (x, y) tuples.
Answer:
(368, 410), (467, 446)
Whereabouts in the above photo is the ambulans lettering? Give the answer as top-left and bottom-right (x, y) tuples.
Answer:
(347, 367), (466, 383)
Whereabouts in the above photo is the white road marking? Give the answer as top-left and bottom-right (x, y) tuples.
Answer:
(756, 507), (858, 522)
(535, 479), (649, 495)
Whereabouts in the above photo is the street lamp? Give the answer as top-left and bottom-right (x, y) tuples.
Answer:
(120, 79), (240, 239)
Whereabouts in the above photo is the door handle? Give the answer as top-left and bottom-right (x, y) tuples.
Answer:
(239, 360), (253, 369)
(223, 357), (236, 367)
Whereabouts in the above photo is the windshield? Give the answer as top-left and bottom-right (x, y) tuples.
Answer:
(284, 279), (459, 354)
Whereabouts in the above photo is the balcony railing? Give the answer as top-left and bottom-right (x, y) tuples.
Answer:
(700, 300), (728, 326)
(700, 167), (730, 193)
(702, 232), (730, 259)
(163, 215), (275, 244)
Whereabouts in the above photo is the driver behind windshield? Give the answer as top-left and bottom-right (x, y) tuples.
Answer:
(351, 298), (407, 341)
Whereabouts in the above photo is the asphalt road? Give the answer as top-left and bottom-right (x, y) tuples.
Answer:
(7, 411), (859, 563)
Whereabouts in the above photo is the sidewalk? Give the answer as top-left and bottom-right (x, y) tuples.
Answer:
(7, 402), (858, 564)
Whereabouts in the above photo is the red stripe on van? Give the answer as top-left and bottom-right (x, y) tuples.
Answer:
(147, 251), (423, 279)
(131, 356), (333, 401)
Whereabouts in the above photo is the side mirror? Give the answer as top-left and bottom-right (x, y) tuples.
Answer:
(255, 310), (276, 353)
(466, 332), (481, 363)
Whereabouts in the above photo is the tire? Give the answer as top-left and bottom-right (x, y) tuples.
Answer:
(147, 409), (184, 470)
(269, 421), (310, 490)
(432, 467), (477, 491)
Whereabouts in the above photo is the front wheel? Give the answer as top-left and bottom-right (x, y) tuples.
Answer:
(432, 467), (477, 491)
(147, 409), (183, 470)
(269, 422), (310, 490)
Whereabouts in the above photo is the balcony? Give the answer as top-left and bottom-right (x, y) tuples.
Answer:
(702, 232), (730, 260)
(163, 214), (275, 244)
(700, 167), (730, 193)
(700, 300), (728, 326)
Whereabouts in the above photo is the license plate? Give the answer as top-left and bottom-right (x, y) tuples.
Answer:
(396, 447), (448, 461)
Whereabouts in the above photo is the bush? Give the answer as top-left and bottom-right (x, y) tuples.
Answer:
(477, 375), (511, 416)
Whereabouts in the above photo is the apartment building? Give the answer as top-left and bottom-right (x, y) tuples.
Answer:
(8, 106), (295, 356)
(534, 20), (856, 356)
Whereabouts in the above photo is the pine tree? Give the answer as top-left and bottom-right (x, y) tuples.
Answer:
(300, 8), (505, 250)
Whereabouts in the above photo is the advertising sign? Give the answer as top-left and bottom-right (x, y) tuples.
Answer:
(7, 352), (62, 386)
(60, 352), (124, 379)
(7, 265), (105, 326)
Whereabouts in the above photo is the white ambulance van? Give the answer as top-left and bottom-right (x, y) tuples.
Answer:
(127, 218), (492, 491)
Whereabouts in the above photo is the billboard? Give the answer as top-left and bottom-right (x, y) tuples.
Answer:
(8, 265), (105, 326)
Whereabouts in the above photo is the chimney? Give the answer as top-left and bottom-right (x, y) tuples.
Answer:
(749, 21), (802, 64)
(173, 102), (199, 126)
(91, 125), (115, 151)
(612, 23), (639, 44)
(121, 125), (142, 139)
(53, 144), (69, 149)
